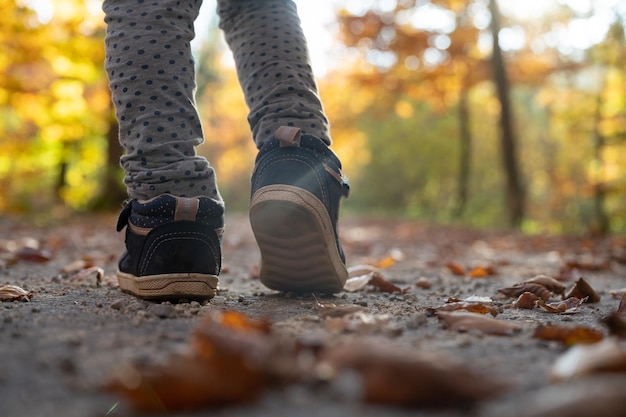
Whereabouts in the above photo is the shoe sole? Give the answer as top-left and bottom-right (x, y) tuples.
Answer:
(249, 185), (348, 293)
(116, 271), (218, 300)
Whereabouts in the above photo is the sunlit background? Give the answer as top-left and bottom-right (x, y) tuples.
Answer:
(1, 0), (625, 234)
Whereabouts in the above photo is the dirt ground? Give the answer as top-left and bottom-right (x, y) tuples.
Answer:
(2, 212), (626, 417)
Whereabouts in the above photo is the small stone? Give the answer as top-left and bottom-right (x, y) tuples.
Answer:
(110, 299), (126, 310)
(149, 303), (176, 319)
(406, 312), (428, 329)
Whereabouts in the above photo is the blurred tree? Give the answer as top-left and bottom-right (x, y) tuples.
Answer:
(0, 0), (116, 213)
(488, 0), (524, 227)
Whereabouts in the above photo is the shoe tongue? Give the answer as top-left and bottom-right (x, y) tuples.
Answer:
(275, 126), (301, 148)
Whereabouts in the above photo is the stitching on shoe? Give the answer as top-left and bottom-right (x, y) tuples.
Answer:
(140, 231), (220, 276)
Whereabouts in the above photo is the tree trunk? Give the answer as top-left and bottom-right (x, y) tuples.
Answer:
(454, 85), (471, 217)
(591, 83), (610, 235)
(91, 106), (127, 210)
(488, 0), (525, 228)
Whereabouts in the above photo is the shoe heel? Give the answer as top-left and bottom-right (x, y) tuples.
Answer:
(250, 185), (347, 293)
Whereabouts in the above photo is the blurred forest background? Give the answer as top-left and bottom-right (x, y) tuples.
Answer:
(1, 0), (625, 235)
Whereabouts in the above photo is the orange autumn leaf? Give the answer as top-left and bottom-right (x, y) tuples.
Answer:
(446, 263), (466, 276)
(468, 266), (496, 278)
(533, 324), (603, 346)
(373, 256), (396, 269)
(105, 311), (294, 413)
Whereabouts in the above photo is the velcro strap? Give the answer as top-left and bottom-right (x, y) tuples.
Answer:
(275, 126), (301, 148)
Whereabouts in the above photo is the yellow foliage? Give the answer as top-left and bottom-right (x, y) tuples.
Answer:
(394, 100), (414, 118)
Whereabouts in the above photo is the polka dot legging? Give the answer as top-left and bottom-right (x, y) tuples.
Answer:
(103, 0), (331, 201)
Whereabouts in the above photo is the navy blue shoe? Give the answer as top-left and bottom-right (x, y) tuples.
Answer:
(249, 126), (350, 293)
(116, 194), (224, 300)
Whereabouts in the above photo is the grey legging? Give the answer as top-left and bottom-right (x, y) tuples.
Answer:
(103, 0), (331, 201)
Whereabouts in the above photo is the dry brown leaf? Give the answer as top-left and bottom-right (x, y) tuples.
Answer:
(514, 292), (540, 309)
(525, 274), (566, 295)
(609, 288), (626, 298)
(319, 342), (510, 407)
(446, 262), (465, 276)
(105, 311), (293, 412)
(565, 277), (601, 303)
(618, 292), (626, 316)
(535, 297), (587, 314)
(437, 311), (521, 336)
(428, 301), (498, 317)
(61, 259), (88, 273)
(498, 282), (553, 301)
(15, 246), (52, 263)
(415, 277), (434, 289)
(549, 338), (626, 381)
(602, 313), (626, 338)
(344, 270), (403, 293)
(368, 272), (404, 293)
(533, 324), (603, 346)
(324, 311), (394, 334)
(566, 259), (609, 272)
(0, 284), (32, 301)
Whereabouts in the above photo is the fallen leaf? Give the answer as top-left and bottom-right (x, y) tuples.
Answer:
(415, 277), (433, 289)
(105, 311), (294, 412)
(427, 301), (498, 317)
(524, 274), (566, 295)
(0, 284), (33, 301)
(324, 311), (395, 335)
(61, 259), (89, 273)
(319, 342), (510, 407)
(533, 324), (603, 346)
(367, 272), (404, 293)
(535, 297), (587, 314)
(498, 283), (552, 301)
(602, 313), (626, 338)
(609, 288), (626, 298)
(72, 266), (104, 286)
(437, 311), (521, 336)
(446, 262), (465, 276)
(469, 265), (496, 278)
(344, 270), (404, 293)
(566, 259), (609, 272)
(565, 277), (600, 303)
(373, 256), (396, 269)
(618, 292), (626, 316)
(462, 295), (493, 303)
(549, 338), (626, 381)
(485, 376), (626, 417)
(514, 292), (540, 309)
(15, 246), (52, 263)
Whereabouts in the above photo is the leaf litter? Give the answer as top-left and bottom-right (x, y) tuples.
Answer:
(105, 310), (510, 412)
